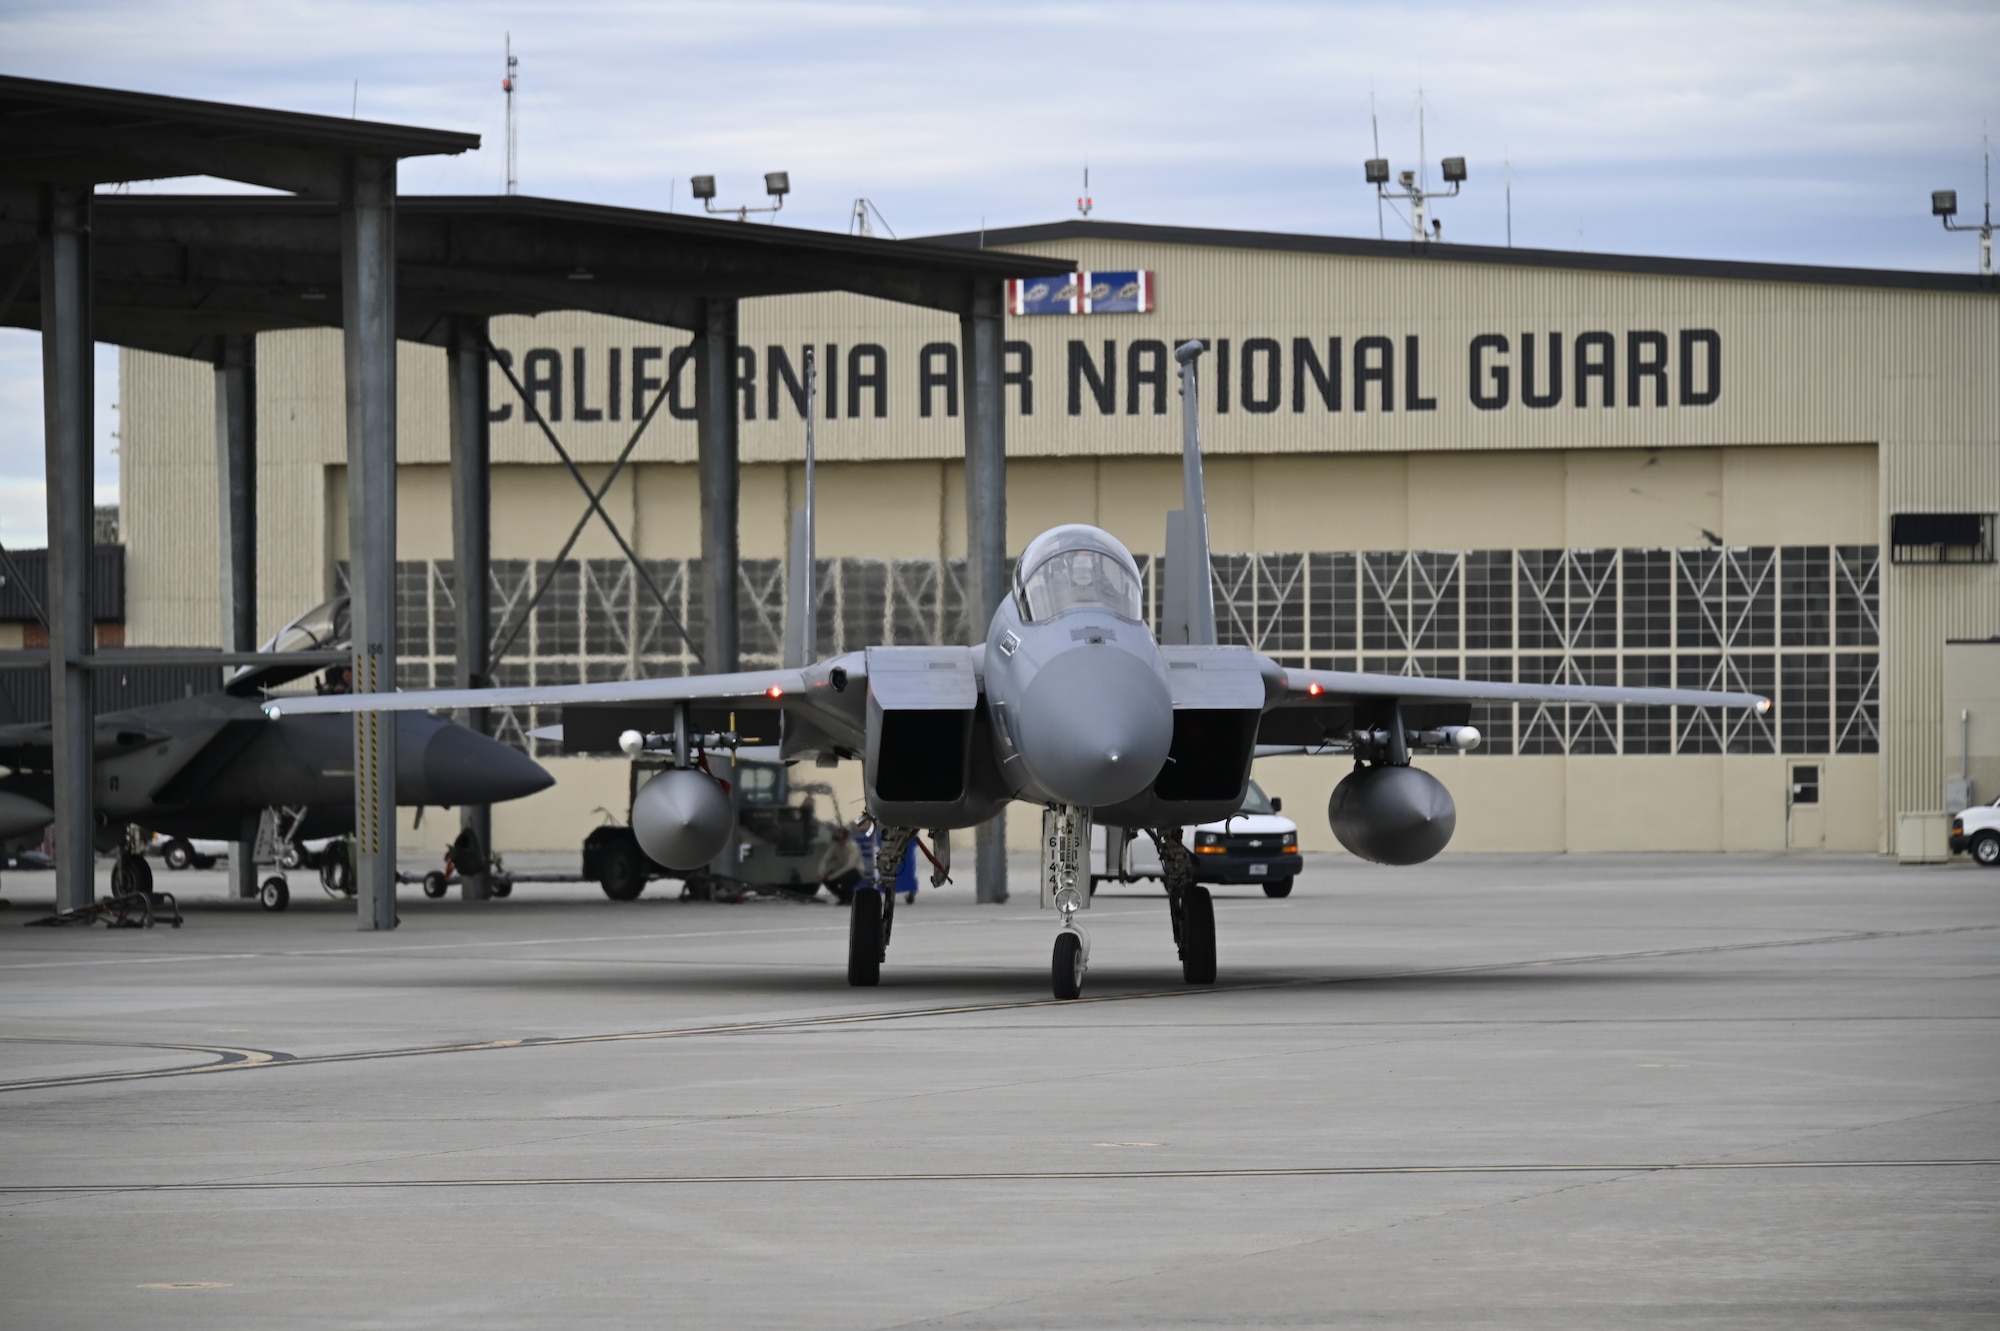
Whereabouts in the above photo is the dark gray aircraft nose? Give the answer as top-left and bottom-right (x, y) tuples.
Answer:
(411, 720), (555, 805)
(1015, 645), (1173, 807)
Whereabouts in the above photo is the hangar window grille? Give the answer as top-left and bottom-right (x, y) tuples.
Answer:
(382, 542), (1875, 759)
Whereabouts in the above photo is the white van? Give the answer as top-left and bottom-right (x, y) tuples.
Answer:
(1091, 779), (1304, 898)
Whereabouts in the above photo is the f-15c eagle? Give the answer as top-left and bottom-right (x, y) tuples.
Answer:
(271, 341), (1766, 999)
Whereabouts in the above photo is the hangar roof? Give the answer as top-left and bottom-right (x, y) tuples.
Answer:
(0, 193), (1067, 360)
(923, 219), (1997, 296)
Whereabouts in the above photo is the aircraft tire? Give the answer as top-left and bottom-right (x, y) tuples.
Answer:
(1262, 877), (1294, 899)
(599, 842), (648, 901)
(422, 871), (449, 899)
(279, 844), (304, 871)
(489, 880), (513, 898)
(1973, 831), (2000, 868)
(162, 840), (193, 871)
(847, 887), (883, 987)
(258, 876), (290, 911)
(1180, 886), (1216, 984)
(1053, 931), (1085, 1000)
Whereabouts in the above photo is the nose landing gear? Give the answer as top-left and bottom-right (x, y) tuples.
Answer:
(1042, 804), (1092, 999)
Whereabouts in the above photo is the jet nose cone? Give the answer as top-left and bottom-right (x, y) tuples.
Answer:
(1016, 645), (1172, 807)
(418, 723), (555, 805)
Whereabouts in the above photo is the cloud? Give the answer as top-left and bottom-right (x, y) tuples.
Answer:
(0, 0), (1992, 535)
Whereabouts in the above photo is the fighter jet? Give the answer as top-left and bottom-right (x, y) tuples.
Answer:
(270, 342), (1766, 996)
(0, 596), (553, 907)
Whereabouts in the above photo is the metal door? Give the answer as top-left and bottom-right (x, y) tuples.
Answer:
(1787, 761), (1824, 850)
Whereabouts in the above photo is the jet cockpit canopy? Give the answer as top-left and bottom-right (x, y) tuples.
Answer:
(224, 596), (352, 696)
(1012, 525), (1145, 623)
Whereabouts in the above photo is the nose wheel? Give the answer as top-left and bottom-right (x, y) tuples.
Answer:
(1053, 927), (1088, 1001)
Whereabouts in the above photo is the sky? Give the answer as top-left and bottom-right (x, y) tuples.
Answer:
(1, 0), (1994, 546)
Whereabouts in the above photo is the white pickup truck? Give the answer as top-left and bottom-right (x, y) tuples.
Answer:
(1949, 798), (2000, 867)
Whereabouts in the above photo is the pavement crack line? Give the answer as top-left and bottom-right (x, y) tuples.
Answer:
(1, 922), (1991, 1097)
(0, 1159), (1993, 1197)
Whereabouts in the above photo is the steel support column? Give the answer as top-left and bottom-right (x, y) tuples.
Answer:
(40, 184), (95, 915)
(961, 282), (1008, 904)
(446, 315), (492, 901)
(214, 332), (258, 900)
(695, 298), (739, 673)
(341, 156), (399, 931)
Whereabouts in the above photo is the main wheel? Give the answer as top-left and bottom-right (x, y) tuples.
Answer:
(162, 840), (193, 871)
(1180, 886), (1216, 984)
(422, 870), (449, 899)
(1973, 831), (2000, 868)
(489, 879), (513, 899)
(319, 856), (353, 897)
(279, 844), (304, 871)
(1262, 876), (1294, 899)
(258, 876), (290, 911)
(1053, 931), (1085, 1000)
(847, 886), (883, 986)
(599, 842), (648, 900)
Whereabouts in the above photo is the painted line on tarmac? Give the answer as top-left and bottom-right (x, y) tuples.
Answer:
(3, 1158), (1996, 1196)
(0, 922), (1990, 1097)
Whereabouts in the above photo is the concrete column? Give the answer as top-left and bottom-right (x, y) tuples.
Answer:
(695, 298), (739, 673)
(961, 283), (1008, 904)
(215, 333), (259, 900)
(39, 184), (95, 915)
(340, 156), (399, 931)
(447, 315), (492, 901)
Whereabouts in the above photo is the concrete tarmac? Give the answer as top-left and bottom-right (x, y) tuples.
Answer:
(0, 852), (1994, 1329)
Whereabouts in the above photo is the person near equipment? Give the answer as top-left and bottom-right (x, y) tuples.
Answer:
(818, 825), (863, 904)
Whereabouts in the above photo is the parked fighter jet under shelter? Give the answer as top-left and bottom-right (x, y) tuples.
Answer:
(0, 596), (552, 907)
(270, 342), (1768, 997)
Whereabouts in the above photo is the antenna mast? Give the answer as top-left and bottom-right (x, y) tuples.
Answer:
(1370, 93), (1384, 240)
(1077, 164), (1093, 219)
(503, 35), (519, 196)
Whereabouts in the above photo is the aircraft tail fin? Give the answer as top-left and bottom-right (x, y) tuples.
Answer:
(1160, 340), (1217, 646)
(782, 348), (820, 669)
(783, 508), (814, 668)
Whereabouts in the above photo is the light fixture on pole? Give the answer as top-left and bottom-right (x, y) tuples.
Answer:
(690, 172), (791, 222)
(1365, 154), (1465, 243)
(1932, 141), (1994, 276)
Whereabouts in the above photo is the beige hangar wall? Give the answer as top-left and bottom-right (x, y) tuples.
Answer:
(118, 230), (1998, 858)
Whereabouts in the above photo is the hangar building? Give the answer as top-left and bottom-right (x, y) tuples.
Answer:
(118, 220), (2000, 855)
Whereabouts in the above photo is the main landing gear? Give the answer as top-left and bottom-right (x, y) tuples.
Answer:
(847, 824), (914, 987)
(1043, 804), (1092, 1000)
(1149, 826), (1216, 986)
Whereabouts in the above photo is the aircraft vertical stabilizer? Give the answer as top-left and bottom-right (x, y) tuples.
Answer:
(783, 348), (820, 669)
(784, 507), (813, 668)
(1161, 341), (1217, 646)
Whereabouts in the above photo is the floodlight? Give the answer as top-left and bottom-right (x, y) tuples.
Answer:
(690, 175), (717, 201)
(1398, 169), (1416, 189)
(1932, 189), (1958, 217)
(1364, 158), (1389, 184)
(765, 171), (791, 197)
(1441, 156), (1467, 183)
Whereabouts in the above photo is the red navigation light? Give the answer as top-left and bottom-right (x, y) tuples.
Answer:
(1307, 682), (1324, 696)
(765, 685), (784, 699)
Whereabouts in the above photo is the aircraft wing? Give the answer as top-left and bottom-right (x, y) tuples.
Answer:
(260, 666), (820, 718)
(1272, 666), (1769, 713)
(0, 719), (176, 760)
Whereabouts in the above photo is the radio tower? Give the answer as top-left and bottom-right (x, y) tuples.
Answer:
(502, 35), (519, 195)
